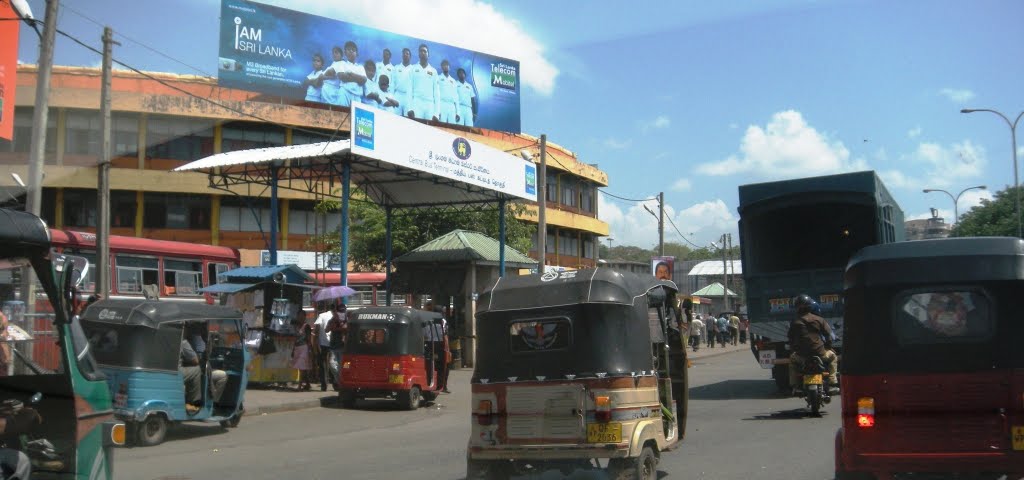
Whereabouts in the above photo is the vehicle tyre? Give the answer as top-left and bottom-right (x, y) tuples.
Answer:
(772, 364), (790, 393)
(339, 389), (356, 408)
(398, 386), (420, 410)
(422, 390), (438, 402)
(137, 414), (168, 447)
(808, 386), (822, 416)
(220, 404), (243, 428)
(608, 446), (658, 480)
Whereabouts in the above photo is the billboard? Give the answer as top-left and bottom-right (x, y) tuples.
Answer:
(0, 0), (18, 141)
(218, 0), (521, 133)
(350, 102), (536, 201)
(651, 256), (674, 281)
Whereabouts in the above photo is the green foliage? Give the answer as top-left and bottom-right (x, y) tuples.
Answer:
(307, 187), (535, 271)
(952, 186), (1023, 238)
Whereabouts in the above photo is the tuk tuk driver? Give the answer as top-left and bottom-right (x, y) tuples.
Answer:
(180, 339), (203, 414)
(187, 323), (228, 404)
(787, 294), (839, 395)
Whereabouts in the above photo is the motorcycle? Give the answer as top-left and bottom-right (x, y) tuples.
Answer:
(798, 355), (830, 416)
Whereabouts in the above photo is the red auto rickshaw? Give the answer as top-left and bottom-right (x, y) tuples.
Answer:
(337, 307), (448, 410)
(836, 237), (1024, 479)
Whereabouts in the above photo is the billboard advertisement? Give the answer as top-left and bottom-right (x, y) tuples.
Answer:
(0, 0), (18, 141)
(350, 102), (535, 201)
(218, 0), (521, 133)
(651, 256), (675, 281)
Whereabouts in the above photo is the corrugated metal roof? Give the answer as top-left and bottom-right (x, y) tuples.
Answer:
(395, 229), (537, 266)
(687, 260), (742, 276)
(172, 141), (351, 172)
(691, 282), (739, 297)
(220, 264), (314, 284)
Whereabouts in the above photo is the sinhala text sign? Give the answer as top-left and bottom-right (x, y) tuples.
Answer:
(218, 0), (521, 133)
(350, 102), (535, 202)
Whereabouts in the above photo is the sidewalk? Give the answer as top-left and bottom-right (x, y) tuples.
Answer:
(240, 342), (753, 417)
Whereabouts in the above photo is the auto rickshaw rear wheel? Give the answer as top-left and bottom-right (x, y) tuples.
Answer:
(398, 386), (420, 410)
(136, 414), (168, 447)
(422, 390), (438, 403)
(220, 404), (243, 428)
(608, 445), (657, 480)
(339, 389), (356, 408)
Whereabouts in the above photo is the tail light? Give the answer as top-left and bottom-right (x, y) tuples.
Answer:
(476, 400), (493, 426)
(342, 361), (351, 370)
(391, 362), (401, 372)
(856, 397), (875, 428)
(595, 395), (611, 423)
(110, 423), (126, 446)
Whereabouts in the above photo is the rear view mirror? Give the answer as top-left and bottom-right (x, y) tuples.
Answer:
(53, 254), (89, 288)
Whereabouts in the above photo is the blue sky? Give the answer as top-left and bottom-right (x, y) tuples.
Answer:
(15, 0), (1024, 249)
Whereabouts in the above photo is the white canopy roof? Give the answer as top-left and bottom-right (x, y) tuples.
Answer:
(688, 260), (742, 276)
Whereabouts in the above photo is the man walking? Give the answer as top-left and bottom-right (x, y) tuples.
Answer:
(729, 313), (740, 346)
(690, 315), (704, 351)
(313, 304), (336, 391)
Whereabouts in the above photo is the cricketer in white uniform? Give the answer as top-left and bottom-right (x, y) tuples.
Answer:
(303, 54), (325, 103)
(437, 60), (459, 124)
(338, 41), (367, 108)
(391, 48), (414, 117)
(321, 47), (344, 106)
(455, 68), (477, 127)
(376, 48), (395, 87)
(408, 44), (439, 121)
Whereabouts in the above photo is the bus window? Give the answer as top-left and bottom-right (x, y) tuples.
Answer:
(207, 262), (230, 286)
(375, 289), (407, 306)
(116, 255), (159, 294)
(351, 285), (373, 306)
(164, 259), (202, 296)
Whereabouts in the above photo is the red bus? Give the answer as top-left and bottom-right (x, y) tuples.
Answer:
(49, 229), (240, 302)
(310, 272), (409, 307)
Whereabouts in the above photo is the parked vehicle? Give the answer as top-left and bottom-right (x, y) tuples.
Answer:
(0, 207), (125, 477)
(466, 269), (688, 480)
(338, 307), (448, 410)
(738, 171), (904, 392)
(80, 299), (250, 446)
(835, 237), (1024, 478)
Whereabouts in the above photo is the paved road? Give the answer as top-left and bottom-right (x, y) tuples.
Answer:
(115, 350), (839, 480)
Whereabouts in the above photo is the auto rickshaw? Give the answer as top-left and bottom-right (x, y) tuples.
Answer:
(466, 268), (688, 480)
(80, 299), (250, 446)
(0, 207), (124, 478)
(835, 237), (1024, 479)
(338, 307), (448, 410)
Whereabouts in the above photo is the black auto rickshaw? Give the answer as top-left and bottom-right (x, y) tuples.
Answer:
(80, 300), (250, 446)
(338, 307), (448, 410)
(836, 237), (1024, 478)
(467, 268), (688, 480)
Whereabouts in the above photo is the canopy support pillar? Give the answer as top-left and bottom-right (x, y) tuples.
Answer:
(340, 161), (351, 292)
(498, 199), (506, 277)
(269, 165), (279, 265)
(385, 205), (393, 306)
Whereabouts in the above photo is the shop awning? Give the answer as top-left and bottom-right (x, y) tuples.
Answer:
(198, 282), (261, 294)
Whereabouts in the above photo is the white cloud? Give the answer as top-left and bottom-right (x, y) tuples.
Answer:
(882, 140), (987, 190)
(262, 0), (558, 95)
(670, 178), (691, 192)
(602, 137), (632, 149)
(958, 188), (993, 212)
(673, 200), (737, 246)
(908, 126), (922, 139)
(696, 110), (865, 178)
(599, 196), (737, 249)
(939, 88), (976, 104)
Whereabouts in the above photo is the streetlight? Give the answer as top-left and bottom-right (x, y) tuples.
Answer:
(922, 185), (987, 225)
(961, 108), (1023, 237)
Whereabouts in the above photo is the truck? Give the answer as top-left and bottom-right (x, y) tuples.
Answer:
(737, 171), (904, 392)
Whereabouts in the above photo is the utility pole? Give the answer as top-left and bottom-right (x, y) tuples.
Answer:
(25, 0), (60, 217)
(537, 134), (547, 271)
(657, 192), (665, 256)
(721, 233), (730, 311)
(96, 27), (118, 299)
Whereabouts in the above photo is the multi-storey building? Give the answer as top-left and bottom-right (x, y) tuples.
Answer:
(1, 65), (608, 268)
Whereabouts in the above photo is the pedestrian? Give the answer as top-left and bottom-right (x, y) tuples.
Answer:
(707, 316), (718, 348)
(716, 313), (729, 347)
(326, 304), (348, 385)
(312, 304), (335, 391)
(291, 311), (313, 391)
(729, 313), (740, 346)
(690, 315), (704, 351)
(740, 316), (750, 344)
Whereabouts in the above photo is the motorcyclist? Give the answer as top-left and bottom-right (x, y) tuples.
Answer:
(787, 294), (839, 395)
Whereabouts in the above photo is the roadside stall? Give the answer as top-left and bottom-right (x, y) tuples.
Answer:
(199, 265), (315, 385)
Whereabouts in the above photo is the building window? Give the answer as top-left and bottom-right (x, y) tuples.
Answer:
(111, 191), (137, 228)
(143, 193), (210, 230)
(222, 122), (285, 152)
(113, 113), (139, 157)
(546, 231), (555, 254)
(583, 236), (594, 259)
(546, 172), (558, 203)
(145, 116), (214, 162)
(580, 182), (594, 213)
(561, 177), (578, 208)
(8, 108), (57, 156)
(558, 230), (578, 256)
(287, 201), (341, 235)
(291, 129), (336, 145)
(63, 188), (97, 228)
(65, 110), (100, 157)
(220, 197), (279, 233)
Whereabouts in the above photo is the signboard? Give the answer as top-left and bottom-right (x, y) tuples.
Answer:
(218, 0), (521, 132)
(651, 256), (674, 281)
(350, 102), (536, 201)
(260, 250), (339, 270)
(0, 0), (18, 140)
(759, 349), (776, 369)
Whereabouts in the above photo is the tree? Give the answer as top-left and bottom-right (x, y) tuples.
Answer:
(309, 187), (535, 271)
(952, 185), (1023, 238)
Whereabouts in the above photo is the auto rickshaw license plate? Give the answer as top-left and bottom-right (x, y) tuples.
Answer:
(388, 374), (404, 384)
(587, 423), (622, 443)
(804, 374), (823, 385)
(1013, 426), (1024, 450)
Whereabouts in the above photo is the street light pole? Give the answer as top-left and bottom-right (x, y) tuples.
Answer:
(961, 108), (1023, 237)
(923, 185), (987, 225)
(24, 0), (60, 217)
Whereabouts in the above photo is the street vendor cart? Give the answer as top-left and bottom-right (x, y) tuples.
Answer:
(200, 265), (315, 385)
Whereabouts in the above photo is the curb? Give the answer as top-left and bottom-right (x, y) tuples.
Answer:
(245, 396), (338, 417)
